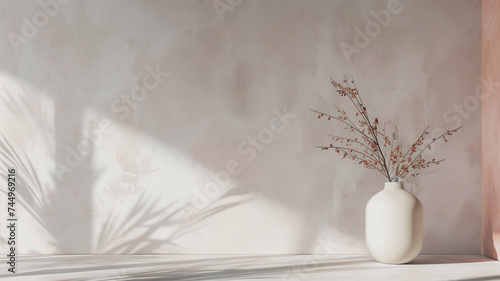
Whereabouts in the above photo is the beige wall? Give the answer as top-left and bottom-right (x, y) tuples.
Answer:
(482, 0), (500, 261)
(0, 0), (481, 254)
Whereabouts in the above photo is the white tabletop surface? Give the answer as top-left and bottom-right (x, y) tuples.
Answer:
(0, 255), (498, 280)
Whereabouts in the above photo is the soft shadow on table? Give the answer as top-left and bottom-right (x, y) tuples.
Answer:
(89, 256), (374, 281)
(408, 255), (494, 265)
(455, 276), (500, 281)
(0, 255), (374, 281)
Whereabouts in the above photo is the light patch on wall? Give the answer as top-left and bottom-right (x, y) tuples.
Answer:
(88, 122), (235, 253)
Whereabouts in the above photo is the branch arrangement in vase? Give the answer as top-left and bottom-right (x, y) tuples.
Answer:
(312, 77), (462, 182)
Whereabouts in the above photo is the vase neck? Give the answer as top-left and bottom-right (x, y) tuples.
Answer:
(384, 182), (404, 190)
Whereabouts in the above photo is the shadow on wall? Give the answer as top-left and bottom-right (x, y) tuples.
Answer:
(0, 0), (321, 254)
(0, 129), (253, 254)
(0, 81), (253, 254)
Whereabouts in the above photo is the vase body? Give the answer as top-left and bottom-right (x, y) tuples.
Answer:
(365, 182), (423, 264)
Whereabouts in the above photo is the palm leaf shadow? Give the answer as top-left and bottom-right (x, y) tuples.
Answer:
(174, 196), (255, 241)
(0, 133), (56, 248)
(97, 186), (255, 254)
(0, 77), (61, 249)
(97, 193), (183, 254)
(0, 129), (254, 254)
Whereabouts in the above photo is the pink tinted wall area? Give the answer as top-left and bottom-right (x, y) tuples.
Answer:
(482, 0), (500, 260)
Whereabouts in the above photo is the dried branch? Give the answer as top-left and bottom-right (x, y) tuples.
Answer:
(314, 77), (462, 182)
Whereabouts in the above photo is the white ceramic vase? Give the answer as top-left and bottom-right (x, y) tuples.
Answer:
(365, 182), (423, 264)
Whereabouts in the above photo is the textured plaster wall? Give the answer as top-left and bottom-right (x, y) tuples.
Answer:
(0, 0), (481, 254)
(482, 0), (500, 261)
